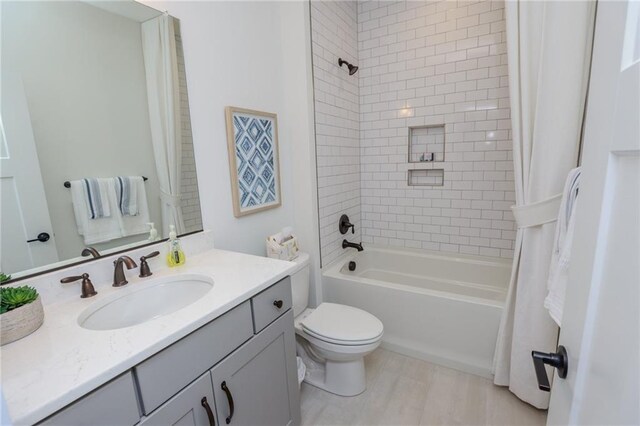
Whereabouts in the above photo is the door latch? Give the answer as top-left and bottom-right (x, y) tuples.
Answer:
(531, 345), (568, 392)
(26, 232), (50, 243)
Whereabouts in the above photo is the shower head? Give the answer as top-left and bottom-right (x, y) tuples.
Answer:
(338, 58), (358, 76)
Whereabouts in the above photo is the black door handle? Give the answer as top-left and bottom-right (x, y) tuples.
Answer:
(201, 396), (216, 426)
(26, 232), (50, 243)
(221, 381), (234, 424)
(273, 299), (283, 309)
(532, 345), (568, 392)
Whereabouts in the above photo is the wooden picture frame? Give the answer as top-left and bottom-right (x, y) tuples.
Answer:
(225, 106), (281, 217)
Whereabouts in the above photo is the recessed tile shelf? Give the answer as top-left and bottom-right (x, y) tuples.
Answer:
(409, 125), (445, 163)
(408, 169), (444, 186)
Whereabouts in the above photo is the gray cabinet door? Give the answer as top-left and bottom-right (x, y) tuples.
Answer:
(210, 310), (301, 426)
(140, 373), (217, 426)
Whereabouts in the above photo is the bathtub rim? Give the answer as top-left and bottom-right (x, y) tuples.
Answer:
(322, 245), (511, 308)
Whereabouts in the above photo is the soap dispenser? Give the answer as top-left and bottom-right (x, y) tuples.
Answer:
(147, 222), (160, 242)
(166, 225), (186, 267)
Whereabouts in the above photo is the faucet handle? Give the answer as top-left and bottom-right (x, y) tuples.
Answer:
(339, 214), (355, 234)
(60, 273), (98, 298)
(139, 251), (160, 278)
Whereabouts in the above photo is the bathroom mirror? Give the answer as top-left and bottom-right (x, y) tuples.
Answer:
(0, 1), (203, 282)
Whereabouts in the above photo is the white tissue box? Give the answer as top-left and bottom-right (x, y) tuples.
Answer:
(266, 234), (299, 261)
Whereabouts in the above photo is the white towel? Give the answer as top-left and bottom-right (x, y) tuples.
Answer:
(71, 180), (122, 244)
(544, 167), (581, 326)
(116, 176), (150, 238)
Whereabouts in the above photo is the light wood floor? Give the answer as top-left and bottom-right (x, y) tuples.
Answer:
(300, 348), (547, 426)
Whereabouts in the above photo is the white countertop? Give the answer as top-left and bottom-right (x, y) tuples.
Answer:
(0, 248), (298, 425)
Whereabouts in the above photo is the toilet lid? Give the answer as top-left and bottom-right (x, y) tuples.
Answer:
(301, 303), (383, 344)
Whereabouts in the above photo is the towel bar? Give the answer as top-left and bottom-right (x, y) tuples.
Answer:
(63, 176), (148, 188)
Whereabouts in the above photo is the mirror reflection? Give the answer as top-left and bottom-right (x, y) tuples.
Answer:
(1, 1), (203, 280)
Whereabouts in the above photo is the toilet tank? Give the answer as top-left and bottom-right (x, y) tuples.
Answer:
(290, 252), (310, 317)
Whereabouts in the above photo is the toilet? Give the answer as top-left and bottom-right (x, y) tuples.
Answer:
(290, 253), (383, 397)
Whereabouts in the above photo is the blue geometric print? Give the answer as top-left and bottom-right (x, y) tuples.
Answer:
(233, 113), (277, 209)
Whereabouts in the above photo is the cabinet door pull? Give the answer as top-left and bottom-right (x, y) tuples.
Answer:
(201, 397), (216, 426)
(221, 381), (234, 424)
(273, 300), (283, 309)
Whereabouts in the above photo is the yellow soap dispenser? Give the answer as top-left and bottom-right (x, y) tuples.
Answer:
(166, 224), (186, 267)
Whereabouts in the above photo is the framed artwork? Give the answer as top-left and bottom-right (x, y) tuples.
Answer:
(225, 106), (281, 217)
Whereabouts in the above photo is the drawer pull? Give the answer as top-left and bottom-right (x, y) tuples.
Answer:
(221, 381), (234, 424)
(201, 397), (216, 426)
(273, 300), (283, 309)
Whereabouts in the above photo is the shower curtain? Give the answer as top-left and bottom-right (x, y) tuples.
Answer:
(141, 14), (185, 236)
(492, 1), (595, 408)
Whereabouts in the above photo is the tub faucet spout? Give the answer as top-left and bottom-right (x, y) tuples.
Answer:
(342, 239), (364, 252)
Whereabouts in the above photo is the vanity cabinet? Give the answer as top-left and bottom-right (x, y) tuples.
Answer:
(136, 301), (254, 414)
(140, 311), (298, 426)
(36, 276), (300, 426)
(210, 311), (298, 426)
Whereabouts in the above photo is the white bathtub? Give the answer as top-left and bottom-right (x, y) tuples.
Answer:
(322, 245), (511, 377)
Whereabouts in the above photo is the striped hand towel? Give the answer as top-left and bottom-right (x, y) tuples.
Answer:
(114, 176), (140, 216)
(82, 178), (111, 219)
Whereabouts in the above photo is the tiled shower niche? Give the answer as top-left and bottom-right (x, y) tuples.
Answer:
(409, 125), (445, 163)
(408, 169), (444, 186)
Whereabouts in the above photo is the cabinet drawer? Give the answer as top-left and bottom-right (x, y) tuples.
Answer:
(251, 277), (292, 333)
(39, 372), (139, 426)
(135, 301), (253, 414)
(139, 372), (216, 426)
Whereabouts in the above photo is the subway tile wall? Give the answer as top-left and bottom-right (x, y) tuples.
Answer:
(312, 0), (516, 264)
(311, 1), (361, 266)
(358, 0), (516, 258)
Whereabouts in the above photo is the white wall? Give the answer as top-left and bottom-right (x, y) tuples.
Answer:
(141, 1), (321, 292)
(357, 0), (516, 258)
(310, 1), (361, 267)
(1, 1), (162, 260)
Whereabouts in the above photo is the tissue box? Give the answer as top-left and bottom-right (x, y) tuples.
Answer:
(266, 235), (299, 261)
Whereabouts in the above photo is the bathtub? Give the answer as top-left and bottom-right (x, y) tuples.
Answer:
(322, 245), (511, 378)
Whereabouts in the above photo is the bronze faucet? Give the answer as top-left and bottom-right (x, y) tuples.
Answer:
(60, 273), (98, 298)
(81, 247), (101, 258)
(342, 239), (364, 252)
(113, 256), (137, 287)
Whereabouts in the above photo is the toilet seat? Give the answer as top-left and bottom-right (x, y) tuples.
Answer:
(300, 303), (383, 346)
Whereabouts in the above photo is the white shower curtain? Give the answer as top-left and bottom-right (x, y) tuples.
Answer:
(142, 14), (185, 236)
(492, 1), (595, 408)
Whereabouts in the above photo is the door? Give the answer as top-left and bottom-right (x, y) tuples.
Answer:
(210, 311), (300, 426)
(140, 372), (217, 426)
(546, 1), (640, 424)
(1, 72), (58, 275)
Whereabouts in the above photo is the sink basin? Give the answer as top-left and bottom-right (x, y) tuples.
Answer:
(78, 274), (214, 330)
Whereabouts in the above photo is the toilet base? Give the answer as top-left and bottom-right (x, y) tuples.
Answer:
(298, 347), (367, 396)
